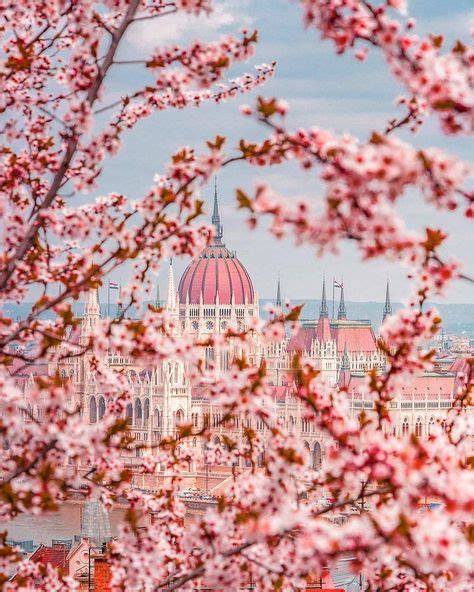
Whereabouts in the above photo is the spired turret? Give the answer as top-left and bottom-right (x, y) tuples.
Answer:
(276, 274), (282, 309)
(337, 282), (347, 320)
(382, 278), (392, 323)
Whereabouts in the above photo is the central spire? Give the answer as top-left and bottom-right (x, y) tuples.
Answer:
(212, 178), (224, 245)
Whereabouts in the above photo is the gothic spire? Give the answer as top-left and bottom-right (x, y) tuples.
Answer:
(319, 277), (329, 319)
(337, 280), (347, 320)
(383, 277), (392, 322)
(155, 280), (161, 308)
(341, 341), (350, 371)
(212, 177), (224, 245)
(276, 273), (282, 309)
(166, 258), (177, 310)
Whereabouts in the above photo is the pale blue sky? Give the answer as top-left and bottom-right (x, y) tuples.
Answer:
(94, 0), (473, 304)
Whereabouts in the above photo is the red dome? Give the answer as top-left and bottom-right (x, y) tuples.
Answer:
(178, 245), (254, 305)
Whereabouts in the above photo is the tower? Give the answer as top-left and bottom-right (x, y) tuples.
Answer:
(80, 289), (101, 344)
(337, 282), (347, 320)
(382, 278), (392, 323)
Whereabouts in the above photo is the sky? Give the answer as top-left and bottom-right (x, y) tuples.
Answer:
(93, 0), (474, 305)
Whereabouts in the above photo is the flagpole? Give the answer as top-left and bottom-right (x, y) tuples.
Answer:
(107, 282), (110, 318)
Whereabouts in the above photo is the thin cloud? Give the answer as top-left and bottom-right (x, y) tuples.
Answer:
(127, 1), (253, 49)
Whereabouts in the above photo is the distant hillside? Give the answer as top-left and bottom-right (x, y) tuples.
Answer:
(4, 299), (474, 337)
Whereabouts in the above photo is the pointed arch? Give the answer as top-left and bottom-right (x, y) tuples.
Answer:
(98, 396), (106, 420)
(135, 399), (142, 427)
(312, 442), (322, 470)
(144, 398), (150, 423)
(126, 403), (133, 425)
(89, 396), (97, 424)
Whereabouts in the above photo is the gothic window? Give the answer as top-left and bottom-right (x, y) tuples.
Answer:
(192, 321), (199, 330)
(89, 397), (97, 424)
(98, 396), (106, 420)
(415, 418), (422, 437)
(257, 451), (265, 467)
(205, 347), (214, 370)
(402, 418), (409, 436)
(175, 409), (184, 425)
(206, 321), (214, 330)
(144, 398), (150, 422)
(126, 403), (133, 425)
(221, 320), (228, 330)
(312, 442), (322, 470)
(154, 408), (161, 428)
(135, 399), (142, 427)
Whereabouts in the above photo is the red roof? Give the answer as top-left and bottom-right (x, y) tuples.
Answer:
(346, 373), (456, 398)
(288, 320), (377, 354)
(288, 326), (316, 352)
(315, 316), (332, 342)
(449, 357), (471, 375)
(178, 245), (254, 305)
(331, 322), (377, 353)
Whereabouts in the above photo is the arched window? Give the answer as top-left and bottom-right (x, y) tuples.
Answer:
(402, 418), (409, 436)
(415, 418), (422, 437)
(98, 396), (106, 420)
(312, 442), (322, 470)
(175, 409), (184, 426)
(289, 416), (295, 432)
(154, 408), (161, 428)
(135, 399), (142, 427)
(89, 397), (97, 424)
(213, 436), (221, 446)
(126, 403), (133, 425)
(144, 398), (150, 423)
(257, 450), (265, 467)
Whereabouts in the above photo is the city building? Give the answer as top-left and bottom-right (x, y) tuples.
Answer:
(14, 188), (471, 475)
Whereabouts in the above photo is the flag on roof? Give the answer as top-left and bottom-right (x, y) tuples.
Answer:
(109, 281), (119, 289)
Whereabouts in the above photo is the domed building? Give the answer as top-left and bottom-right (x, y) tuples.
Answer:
(176, 187), (259, 337)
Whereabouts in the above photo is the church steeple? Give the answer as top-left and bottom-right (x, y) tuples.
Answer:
(337, 281), (347, 320)
(319, 277), (329, 319)
(383, 277), (392, 322)
(276, 273), (282, 309)
(211, 178), (224, 245)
